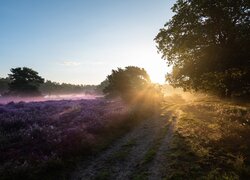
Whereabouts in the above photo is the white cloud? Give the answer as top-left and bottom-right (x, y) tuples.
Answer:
(61, 61), (82, 66)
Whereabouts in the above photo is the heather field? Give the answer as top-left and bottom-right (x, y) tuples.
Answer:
(1, 0), (249, 179)
(0, 98), (140, 179)
(0, 94), (101, 104)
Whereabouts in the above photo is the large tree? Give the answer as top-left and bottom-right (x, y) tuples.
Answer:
(103, 66), (151, 101)
(8, 67), (44, 96)
(155, 0), (250, 97)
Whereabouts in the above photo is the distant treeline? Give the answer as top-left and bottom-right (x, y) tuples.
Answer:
(40, 81), (98, 95)
(0, 78), (9, 95)
(0, 77), (102, 95)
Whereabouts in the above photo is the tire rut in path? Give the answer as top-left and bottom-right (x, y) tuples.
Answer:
(71, 115), (170, 180)
(148, 115), (177, 180)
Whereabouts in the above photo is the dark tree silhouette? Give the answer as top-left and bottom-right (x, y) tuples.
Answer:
(155, 0), (250, 97)
(0, 78), (10, 95)
(103, 66), (151, 101)
(8, 67), (44, 96)
(40, 80), (97, 95)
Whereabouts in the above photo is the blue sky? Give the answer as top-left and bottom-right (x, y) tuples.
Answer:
(0, 0), (175, 84)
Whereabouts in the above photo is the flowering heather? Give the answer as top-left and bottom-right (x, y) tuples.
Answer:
(0, 98), (130, 177)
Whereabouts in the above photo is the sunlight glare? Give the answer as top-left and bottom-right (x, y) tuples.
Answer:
(144, 60), (171, 84)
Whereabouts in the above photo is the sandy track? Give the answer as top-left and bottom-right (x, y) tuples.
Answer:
(71, 110), (175, 180)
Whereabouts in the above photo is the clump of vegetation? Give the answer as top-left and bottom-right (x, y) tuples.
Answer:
(95, 169), (111, 180)
(132, 171), (149, 180)
(110, 139), (136, 161)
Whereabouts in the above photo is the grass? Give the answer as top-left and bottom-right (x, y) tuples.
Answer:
(164, 132), (203, 179)
(95, 169), (111, 180)
(112, 149), (130, 160)
(161, 96), (250, 179)
(110, 139), (136, 161)
(143, 148), (157, 164)
(132, 171), (148, 180)
(123, 139), (137, 148)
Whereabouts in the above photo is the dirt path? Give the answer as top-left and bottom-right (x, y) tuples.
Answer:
(71, 108), (175, 180)
(148, 115), (177, 180)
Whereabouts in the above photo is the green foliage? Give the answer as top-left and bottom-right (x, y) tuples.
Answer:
(103, 66), (151, 101)
(8, 67), (44, 96)
(95, 169), (110, 180)
(143, 148), (157, 164)
(95, 79), (109, 94)
(110, 139), (136, 160)
(132, 171), (148, 180)
(155, 0), (250, 97)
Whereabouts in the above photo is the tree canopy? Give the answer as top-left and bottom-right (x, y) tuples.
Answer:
(8, 67), (45, 96)
(155, 0), (250, 97)
(103, 66), (151, 101)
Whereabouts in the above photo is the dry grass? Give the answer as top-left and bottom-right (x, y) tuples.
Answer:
(162, 93), (250, 179)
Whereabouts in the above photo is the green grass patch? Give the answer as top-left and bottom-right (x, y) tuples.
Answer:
(132, 171), (148, 180)
(143, 148), (157, 164)
(112, 149), (130, 160)
(110, 139), (136, 161)
(95, 169), (111, 180)
(123, 139), (137, 148)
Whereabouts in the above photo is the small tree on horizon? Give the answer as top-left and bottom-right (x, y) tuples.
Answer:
(103, 66), (151, 102)
(8, 67), (44, 96)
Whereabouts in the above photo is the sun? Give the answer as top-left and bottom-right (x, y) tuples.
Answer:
(144, 62), (171, 84)
(149, 71), (166, 84)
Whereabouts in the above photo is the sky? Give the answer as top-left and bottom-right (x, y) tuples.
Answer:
(0, 0), (175, 85)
